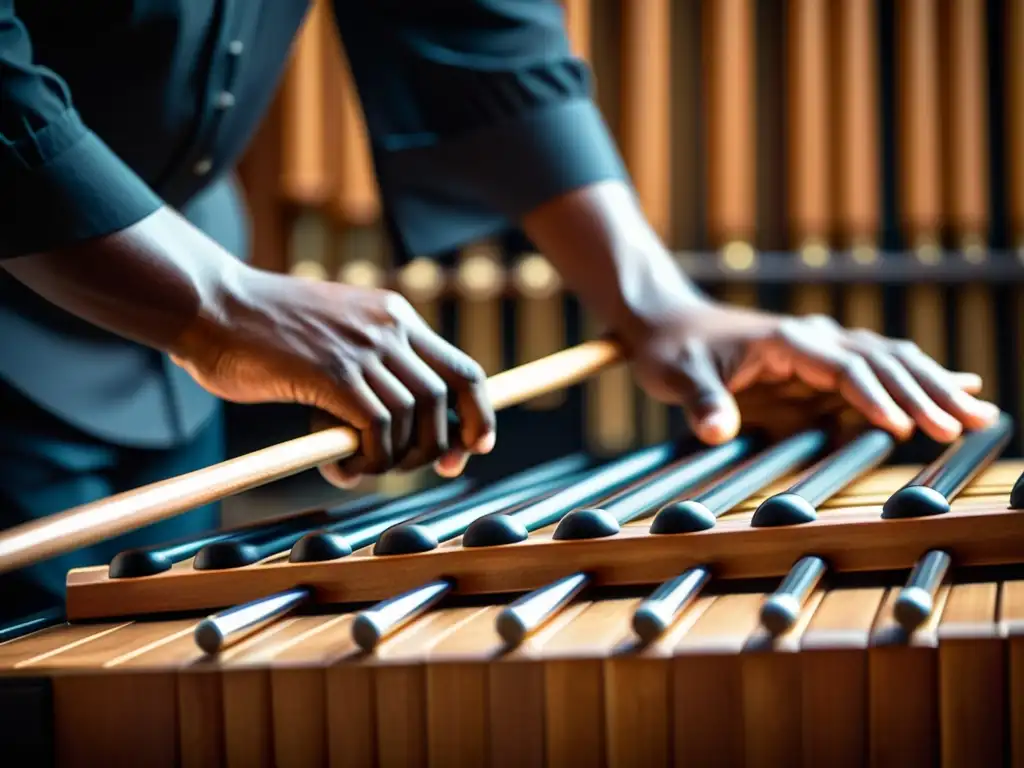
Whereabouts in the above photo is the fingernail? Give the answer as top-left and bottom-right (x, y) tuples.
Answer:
(434, 452), (469, 478)
(698, 409), (739, 443)
(335, 473), (363, 490)
(472, 431), (496, 454)
(972, 400), (1001, 422)
(892, 412), (914, 436)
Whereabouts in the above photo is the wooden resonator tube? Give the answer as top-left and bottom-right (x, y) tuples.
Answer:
(572, 0), (634, 452)
(281, 0), (331, 280)
(835, 0), (883, 333)
(706, 0), (757, 307)
(944, 0), (995, 403)
(1012, 1), (1024, 254)
(236, 97), (287, 274)
(456, 242), (505, 377)
(897, 0), (946, 363)
(787, 0), (833, 317)
(619, 0), (671, 443)
(1008, 0), (1024, 449)
(511, 0), (591, 412)
(329, 29), (390, 299)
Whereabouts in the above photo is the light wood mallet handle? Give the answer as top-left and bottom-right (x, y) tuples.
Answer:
(0, 340), (624, 574)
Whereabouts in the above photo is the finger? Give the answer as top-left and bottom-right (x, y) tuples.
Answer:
(950, 371), (983, 394)
(769, 323), (914, 438)
(313, 367), (394, 478)
(888, 342), (1000, 429)
(407, 322), (496, 455)
(854, 346), (963, 441)
(317, 462), (363, 490)
(361, 360), (417, 469)
(434, 448), (471, 478)
(383, 347), (451, 470)
(664, 340), (740, 444)
(309, 410), (366, 489)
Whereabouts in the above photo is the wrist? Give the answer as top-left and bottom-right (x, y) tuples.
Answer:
(167, 239), (251, 364)
(604, 243), (714, 344)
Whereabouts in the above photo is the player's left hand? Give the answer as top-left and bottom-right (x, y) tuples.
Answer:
(627, 302), (998, 446)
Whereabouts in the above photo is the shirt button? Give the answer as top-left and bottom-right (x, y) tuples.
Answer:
(193, 158), (213, 176)
(228, 40), (244, 55)
(216, 91), (236, 109)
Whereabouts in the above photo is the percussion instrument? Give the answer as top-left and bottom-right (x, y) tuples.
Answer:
(1, 378), (1023, 766)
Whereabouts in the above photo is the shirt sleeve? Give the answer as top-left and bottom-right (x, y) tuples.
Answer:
(331, 0), (628, 259)
(0, 3), (163, 259)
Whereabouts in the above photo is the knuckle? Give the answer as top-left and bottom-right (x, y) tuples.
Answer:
(368, 408), (392, 435)
(807, 313), (838, 328)
(328, 356), (362, 384)
(774, 317), (804, 344)
(395, 391), (417, 414)
(452, 356), (487, 387)
(848, 328), (881, 346)
(425, 379), (448, 404)
(837, 353), (871, 381)
(381, 290), (413, 323)
(891, 339), (921, 357)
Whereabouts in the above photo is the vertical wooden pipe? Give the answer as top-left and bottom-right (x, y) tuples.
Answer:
(575, 0), (634, 452)
(1011, 1), (1024, 252)
(787, 0), (833, 317)
(1008, 0), (1024, 449)
(513, 254), (565, 409)
(563, 0), (592, 59)
(456, 242), (505, 377)
(509, 0), (589, 412)
(670, 0), (703, 252)
(897, 0), (946, 363)
(280, 0), (329, 206)
(834, 0), (883, 332)
(944, 0), (995, 402)
(621, 0), (671, 441)
(330, 33), (386, 292)
(281, 0), (330, 278)
(236, 95), (287, 274)
(706, 0), (758, 306)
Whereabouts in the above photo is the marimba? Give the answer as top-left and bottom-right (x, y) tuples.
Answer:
(1, 343), (1023, 767)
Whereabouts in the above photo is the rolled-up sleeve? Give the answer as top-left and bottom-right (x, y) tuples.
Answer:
(331, 0), (628, 258)
(0, 3), (162, 259)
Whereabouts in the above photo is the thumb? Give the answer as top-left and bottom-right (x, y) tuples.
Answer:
(674, 343), (741, 444)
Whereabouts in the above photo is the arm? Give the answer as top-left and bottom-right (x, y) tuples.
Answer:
(332, 0), (996, 445)
(0, 5), (495, 485)
(0, 3), (225, 351)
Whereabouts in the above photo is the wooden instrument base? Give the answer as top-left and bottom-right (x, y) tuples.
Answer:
(64, 461), (1024, 622)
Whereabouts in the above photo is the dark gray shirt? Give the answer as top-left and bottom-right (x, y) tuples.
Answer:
(0, 0), (626, 260)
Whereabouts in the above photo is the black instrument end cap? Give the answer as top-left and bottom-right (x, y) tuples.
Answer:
(893, 587), (933, 631)
(193, 542), (261, 571)
(881, 485), (950, 520)
(495, 608), (529, 647)
(552, 508), (620, 540)
(632, 605), (670, 644)
(352, 613), (384, 653)
(288, 532), (353, 563)
(373, 524), (439, 555)
(759, 595), (801, 635)
(108, 549), (172, 579)
(751, 493), (818, 528)
(1010, 473), (1024, 509)
(462, 514), (529, 547)
(193, 619), (224, 655)
(649, 500), (716, 534)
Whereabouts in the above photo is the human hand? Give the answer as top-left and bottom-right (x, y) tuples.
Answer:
(171, 266), (496, 487)
(628, 302), (998, 445)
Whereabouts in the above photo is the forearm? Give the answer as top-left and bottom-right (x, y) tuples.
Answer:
(521, 180), (710, 342)
(1, 207), (239, 355)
